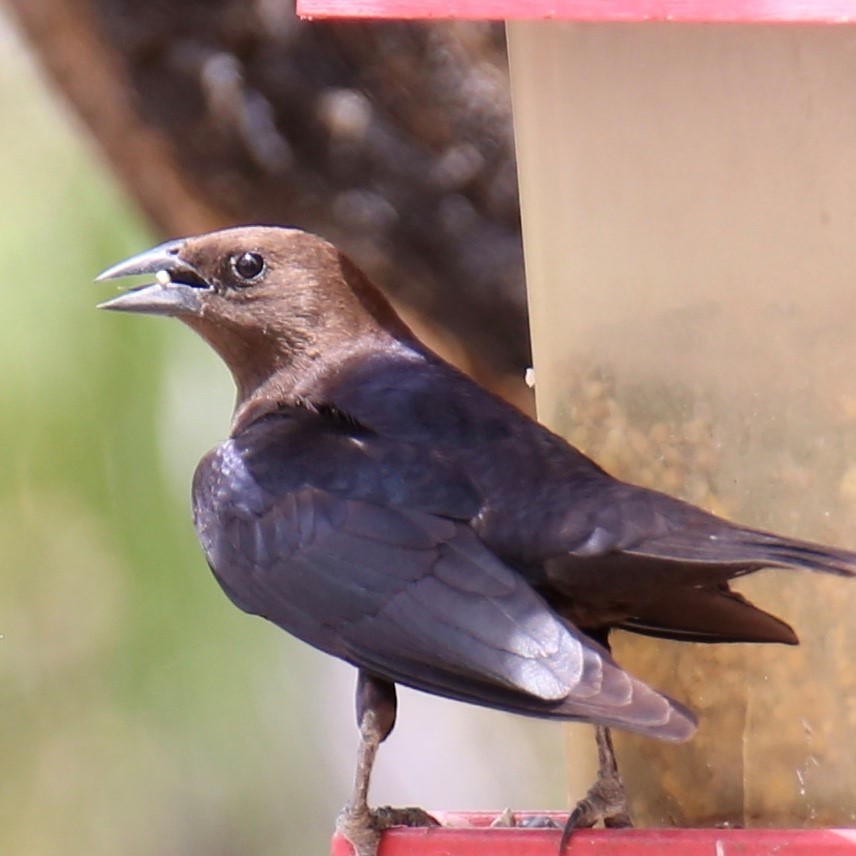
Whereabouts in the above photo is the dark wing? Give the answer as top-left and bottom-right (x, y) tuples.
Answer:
(192, 412), (694, 741)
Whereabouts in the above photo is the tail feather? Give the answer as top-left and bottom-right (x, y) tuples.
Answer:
(631, 520), (856, 579)
(735, 530), (856, 577)
(618, 583), (799, 645)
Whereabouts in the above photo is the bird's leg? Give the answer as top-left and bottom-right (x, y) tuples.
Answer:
(560, 724), (632, 850)
(336, 670), (438, 856)
(336, 671), (394, 856)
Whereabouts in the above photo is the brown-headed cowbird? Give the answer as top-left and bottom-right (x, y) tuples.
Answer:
(98, 227), (855, 854)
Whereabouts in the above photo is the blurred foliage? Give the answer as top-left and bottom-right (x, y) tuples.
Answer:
(0, 18), (340, 856)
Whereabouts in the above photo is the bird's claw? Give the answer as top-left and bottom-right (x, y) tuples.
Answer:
(336, 803), (439, 856)
(560, 774), (632, 852)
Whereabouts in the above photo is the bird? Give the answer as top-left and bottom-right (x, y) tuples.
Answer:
(98, 226), (856, 855)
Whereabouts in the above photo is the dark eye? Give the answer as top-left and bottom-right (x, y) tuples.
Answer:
(230, 251), (265, 282)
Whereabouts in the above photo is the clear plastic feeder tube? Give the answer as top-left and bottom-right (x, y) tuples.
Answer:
(507, 22), (856, 826)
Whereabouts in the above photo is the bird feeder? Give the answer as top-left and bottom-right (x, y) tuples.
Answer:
(295, 0), (856, 852)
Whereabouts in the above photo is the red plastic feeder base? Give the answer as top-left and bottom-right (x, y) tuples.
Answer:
(331, 812), (856, 855)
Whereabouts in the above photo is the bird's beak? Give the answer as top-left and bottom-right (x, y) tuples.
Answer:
(96, 239), (210, 317)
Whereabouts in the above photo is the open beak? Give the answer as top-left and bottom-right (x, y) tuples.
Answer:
(96, 239), (210, 317)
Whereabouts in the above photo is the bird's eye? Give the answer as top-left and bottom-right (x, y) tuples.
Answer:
(230, 251), (265, 282)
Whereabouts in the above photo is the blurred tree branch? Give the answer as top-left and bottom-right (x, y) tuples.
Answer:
(4, 0), (531, 397)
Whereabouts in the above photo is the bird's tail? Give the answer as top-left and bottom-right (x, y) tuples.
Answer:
(729, 527), (856, 577)
(628, 495), (856, 578)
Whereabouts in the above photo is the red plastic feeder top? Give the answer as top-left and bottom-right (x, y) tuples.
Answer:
(330, 814), (856, 855)
(296, 0), (856, 23)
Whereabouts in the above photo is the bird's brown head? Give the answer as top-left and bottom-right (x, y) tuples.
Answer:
(98, 226), (415, 429)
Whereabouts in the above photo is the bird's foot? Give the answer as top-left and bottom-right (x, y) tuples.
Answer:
(336, 803), (439, 856)
(373, 805), (440, 830)
(560, 773), (632, 852)
(336, 801), (379, 856)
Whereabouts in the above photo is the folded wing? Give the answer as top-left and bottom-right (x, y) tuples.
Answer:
(193, 423), (695, 742)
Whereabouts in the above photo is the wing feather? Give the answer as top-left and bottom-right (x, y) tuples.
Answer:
(194, 433), (694, 741)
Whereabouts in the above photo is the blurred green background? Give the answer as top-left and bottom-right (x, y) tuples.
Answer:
(0, 12), (568, 855)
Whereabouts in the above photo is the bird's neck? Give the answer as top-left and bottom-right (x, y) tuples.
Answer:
(229, 332), (417, 435)
(230, 372), (298, 435)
